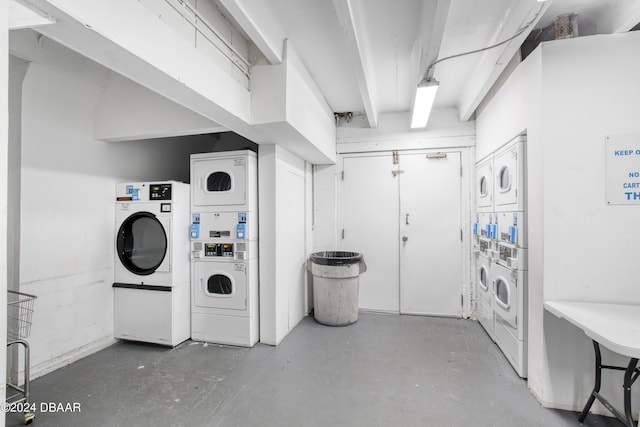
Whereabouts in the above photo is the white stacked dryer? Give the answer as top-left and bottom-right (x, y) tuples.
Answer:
(475, 245), (495, 341)
(474, 134), (528, 378)
(113, 181), (190, 346)
(492, 137), (527, 378)
(473, 155), (496, 340)
(189, 150), (259, 347)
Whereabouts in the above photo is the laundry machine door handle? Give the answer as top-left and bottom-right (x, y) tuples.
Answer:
(199, 278), (204, 291)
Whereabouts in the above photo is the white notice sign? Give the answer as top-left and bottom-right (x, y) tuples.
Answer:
(606, 134), (640, 205)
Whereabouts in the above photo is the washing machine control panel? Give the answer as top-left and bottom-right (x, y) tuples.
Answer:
(204, 243), (234, 257)
(150, 183), (172, 201)
(499, 245), (516, 262)
(479, 239), (490, 254)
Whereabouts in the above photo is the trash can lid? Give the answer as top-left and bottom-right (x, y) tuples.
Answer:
(310, 251), (363, 266)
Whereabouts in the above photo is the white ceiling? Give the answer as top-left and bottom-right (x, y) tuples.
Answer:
(251, 0), (640, 125)
(9, 0), (640, 131)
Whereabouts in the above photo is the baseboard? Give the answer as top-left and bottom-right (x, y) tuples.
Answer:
(29, 335), (117, 381)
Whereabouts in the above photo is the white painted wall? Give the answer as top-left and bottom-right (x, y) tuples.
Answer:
(251, 40), (337, 164)
(337, 109), (475, 153)
(139, 0), (251, 87)
(94, 71), (223, 142)
(8, 56), (28, 294)
(1, 0), (10, 409)
(312, 164), (340, 252)
(258, 144), (310, 345)
(282, 42), (337, 164)
(30, 1), (337, 165)
(313, 109), (476, 314)
(540, 33), (640, 412)
(218, 0), (286, 64)
(476, 32), (640, 414)
(476, 45), (545, 400)
(33, 0), (258, 141)
(16, 43), (242, 378)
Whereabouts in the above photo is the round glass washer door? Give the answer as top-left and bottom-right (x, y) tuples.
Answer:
(206, 274), (234, 295)
(479, 266), (489, 292)
(116, 212), (167, 275)
(479, 175), (487, 197)
(207, 171), (232, 192)
(498, 166), (511, 191)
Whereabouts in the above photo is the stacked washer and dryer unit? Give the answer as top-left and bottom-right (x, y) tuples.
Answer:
(189, 150), (259, 347)
(474, 135), (528, 377)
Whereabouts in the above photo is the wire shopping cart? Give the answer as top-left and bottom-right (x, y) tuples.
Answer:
(6, 290), (37, 425)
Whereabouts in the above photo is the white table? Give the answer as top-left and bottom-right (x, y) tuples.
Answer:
(544, 301), (640, 427)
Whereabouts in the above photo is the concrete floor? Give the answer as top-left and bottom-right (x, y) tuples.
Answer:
(6, 313), (623, 427)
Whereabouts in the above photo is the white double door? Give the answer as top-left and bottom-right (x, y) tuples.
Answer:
(341, 151), (462, 316)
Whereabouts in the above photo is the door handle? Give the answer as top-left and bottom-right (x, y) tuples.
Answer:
(402, 235), (409, 242)
(405, 214), (410, 225)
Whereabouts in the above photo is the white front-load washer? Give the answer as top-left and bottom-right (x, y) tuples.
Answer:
(492, 262), (527, 377)
(113, 181), (190, 347)
(476, 252), (493, 305)
(476, 299), (495, 343)
(191, 257), (259, 347)
(493, 135), (525, 211)
(190, 150), (257, 211)
(475, 251), (495, 341)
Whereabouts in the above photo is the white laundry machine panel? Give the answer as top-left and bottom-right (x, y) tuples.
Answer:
(190, 211), (258, 243)
(475, 252), (493, 305)
(495, 211), (527, 248)
(190, 150), (257, 210)
(191, 258), (259, 347)
(113, 284), (189, 346)
(193, 260), (248, 311)
(493, 136), (525, 211)
(493, 262), (528, 377)
(476, 298), (495, 342)
(495, 315), (527, 378)
(114, 182), (190, 287)
(491, 263), (526, 340)
(191, 240), (258, 262)
(496, 243), (527, 270)
(476, 155), (493, 212)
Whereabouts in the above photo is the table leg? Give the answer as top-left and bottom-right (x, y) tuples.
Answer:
(578, 340), (602, 423)
(624, 358), (639, 427)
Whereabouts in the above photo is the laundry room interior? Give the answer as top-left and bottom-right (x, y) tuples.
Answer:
(3, 0), (640, 426)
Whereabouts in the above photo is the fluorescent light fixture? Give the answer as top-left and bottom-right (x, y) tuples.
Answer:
(410, 78), (439, 128)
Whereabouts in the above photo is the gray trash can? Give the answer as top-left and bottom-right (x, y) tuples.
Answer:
(308, 251), (367, 326)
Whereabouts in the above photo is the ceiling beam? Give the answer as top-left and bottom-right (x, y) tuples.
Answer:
(9, 0), (56, 30)
(218, 0), (286, 64)
(22, 0), (260, 137)
(610, 1), (640, 33)
(457, 0), (549, 122)
(408, 0), (452, 127)
(332, 0), (378, 128)
(413, 0), (452, 85)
